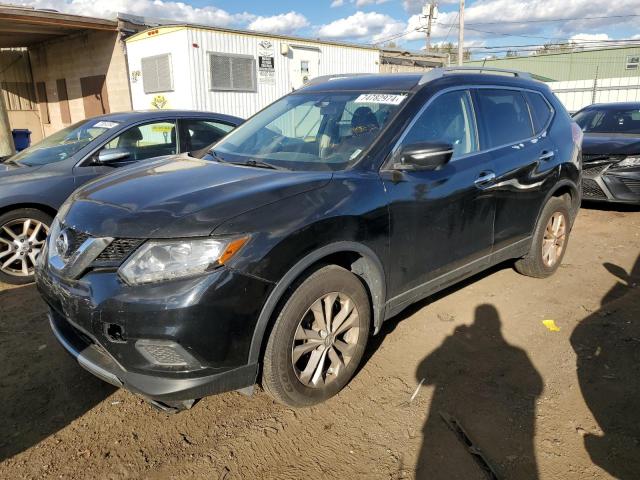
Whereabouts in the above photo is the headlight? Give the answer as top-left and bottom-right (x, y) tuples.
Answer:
(119, 236), (248, 285)
(617, 156), (640, 168)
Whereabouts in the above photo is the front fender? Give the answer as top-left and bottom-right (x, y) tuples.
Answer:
(245, 241), (387, 365)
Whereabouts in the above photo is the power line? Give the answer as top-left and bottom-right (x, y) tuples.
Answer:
(372, 26), (422, 45)
(467, 39), (640, 50)
(459, 25), (587, 41)
(437, 13), (640, 27)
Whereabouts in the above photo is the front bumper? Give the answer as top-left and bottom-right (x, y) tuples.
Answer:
(36, 265), (273, 402)
(582, 163), (640, 203)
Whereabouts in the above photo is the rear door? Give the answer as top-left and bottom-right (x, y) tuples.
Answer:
(381, 89), (495, 304)
(474, 88), (557, 252)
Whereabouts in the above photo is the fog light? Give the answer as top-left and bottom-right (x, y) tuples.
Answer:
(135, 339), (197, 367)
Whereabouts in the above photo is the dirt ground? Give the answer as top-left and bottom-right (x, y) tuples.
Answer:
(1, 204), (639, 480)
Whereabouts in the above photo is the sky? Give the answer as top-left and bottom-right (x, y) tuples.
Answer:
(14, 0), (640, 58)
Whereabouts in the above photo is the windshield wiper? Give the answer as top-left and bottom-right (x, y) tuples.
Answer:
(208, 149), (229, 163)
(234, 159), (284, 170)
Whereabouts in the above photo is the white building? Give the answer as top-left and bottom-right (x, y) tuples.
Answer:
(125, 25), (381, 119)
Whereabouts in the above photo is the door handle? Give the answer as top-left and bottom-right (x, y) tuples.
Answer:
(539, 150), (555, 161)
(474, 171), (496, 188)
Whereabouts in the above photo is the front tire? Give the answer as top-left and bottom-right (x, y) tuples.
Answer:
(0, 208), (52, 285)
(262, 265), (370, 407)
(515, 196), (571, 278)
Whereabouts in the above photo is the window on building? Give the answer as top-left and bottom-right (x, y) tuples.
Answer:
(141, 54), (174, 93)
(476, 89), (533, 148)
(625, 55), (639, 70)
(209, 52), (256, 92)
(524, 91), (554, 134)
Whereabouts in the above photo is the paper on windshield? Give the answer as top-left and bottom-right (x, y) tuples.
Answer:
(354, 94), (407, 105)
(93, 121), (119, 129)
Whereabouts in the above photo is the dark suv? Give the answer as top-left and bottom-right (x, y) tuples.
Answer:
(36, 68), (582, 411)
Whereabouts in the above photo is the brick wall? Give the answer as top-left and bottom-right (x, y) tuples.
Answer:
(29, 30), (132, 137)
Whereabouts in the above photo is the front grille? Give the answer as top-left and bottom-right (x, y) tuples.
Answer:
(583, 163), (609, 177)
(583, 154), (626, 163)
(95, 239), (143, 263)
(582, 178), (607, 199)
(620, 178), (640, 195)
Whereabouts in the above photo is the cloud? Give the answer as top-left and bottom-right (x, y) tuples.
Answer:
(15, 0), (249, 26)
(446, 0), (640, 36)
(318, 11), (399, 40)
(247, 11), (309, 34)
(569, 33), (610, 42)
(330, 0), (344, 6)
(403, 0), (457, 14)
(354, 0), (390, 7)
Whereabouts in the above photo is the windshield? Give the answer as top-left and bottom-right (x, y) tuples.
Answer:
(8, 118), (119, 166)
(574, 107), (640, 134)
(212, 91), (408, 171)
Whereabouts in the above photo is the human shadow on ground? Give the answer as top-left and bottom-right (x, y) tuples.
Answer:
(570, 254), (640, 479)
(0, 284), (114, 462)
(415, 304), (543, 479)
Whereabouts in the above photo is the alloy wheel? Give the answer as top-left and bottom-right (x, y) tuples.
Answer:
(0, 218), (49, 277)
(542, 212), (566, 268)
(292, 292), (360, 387)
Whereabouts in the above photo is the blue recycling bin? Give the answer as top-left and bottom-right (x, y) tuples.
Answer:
(12, 129), (32, 151)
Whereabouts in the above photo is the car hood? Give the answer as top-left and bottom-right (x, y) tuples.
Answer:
(0, 161), (45, 181)
(582, 133), (640, 157)
(62, 155), (332, 238)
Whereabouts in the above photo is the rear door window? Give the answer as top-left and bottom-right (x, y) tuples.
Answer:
(475, 89), (534, 148)
(525, 91), (553, 133)
(179, 119), (235, 152)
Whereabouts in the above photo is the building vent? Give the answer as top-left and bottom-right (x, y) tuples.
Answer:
(141, 54), (173, 93)
(209, 52), (256, 92)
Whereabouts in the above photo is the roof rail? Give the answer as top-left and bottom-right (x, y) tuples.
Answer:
(419, 66), (531, 85)
(305, 73), (366, 86)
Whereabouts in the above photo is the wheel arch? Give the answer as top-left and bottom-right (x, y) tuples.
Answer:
(247, 241), (387, 365)
(0, 202), (57, 220)
(539, 179), (580, 226)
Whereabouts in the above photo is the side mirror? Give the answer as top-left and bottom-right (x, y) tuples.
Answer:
(394, 142), (453, 171)
(97, 148), (131, 164)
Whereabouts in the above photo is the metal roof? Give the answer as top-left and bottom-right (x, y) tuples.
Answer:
(124, 23), (380, 51)
(0, 5), (117, 48)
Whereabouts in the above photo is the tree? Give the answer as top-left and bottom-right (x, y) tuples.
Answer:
(431, 42), (471, 63)
(534, 41), (574, 55)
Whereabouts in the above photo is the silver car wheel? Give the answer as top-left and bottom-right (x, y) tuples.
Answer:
(292, 292), (360, 388)
(0, 218), (49, 277)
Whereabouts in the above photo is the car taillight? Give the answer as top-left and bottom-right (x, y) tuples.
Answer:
(571, 122), (583, 145)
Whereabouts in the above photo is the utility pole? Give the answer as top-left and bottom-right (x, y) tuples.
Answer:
(422, 2), (437, 53)
(0, 91), (15, 159)
(458, 0), (465, 66)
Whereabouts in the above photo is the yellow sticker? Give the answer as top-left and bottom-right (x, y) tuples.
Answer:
(542, 319), (561, 332)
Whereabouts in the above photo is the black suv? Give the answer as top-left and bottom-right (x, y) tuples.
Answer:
(36, 68), (582, 411)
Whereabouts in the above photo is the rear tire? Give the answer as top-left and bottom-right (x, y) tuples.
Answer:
(515, 196), (571, 278)
(262, 265), (370, 407)
(0, 208), (52, 285)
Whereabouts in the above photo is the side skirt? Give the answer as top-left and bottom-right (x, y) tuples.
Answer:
(383, 237), (531, 321)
